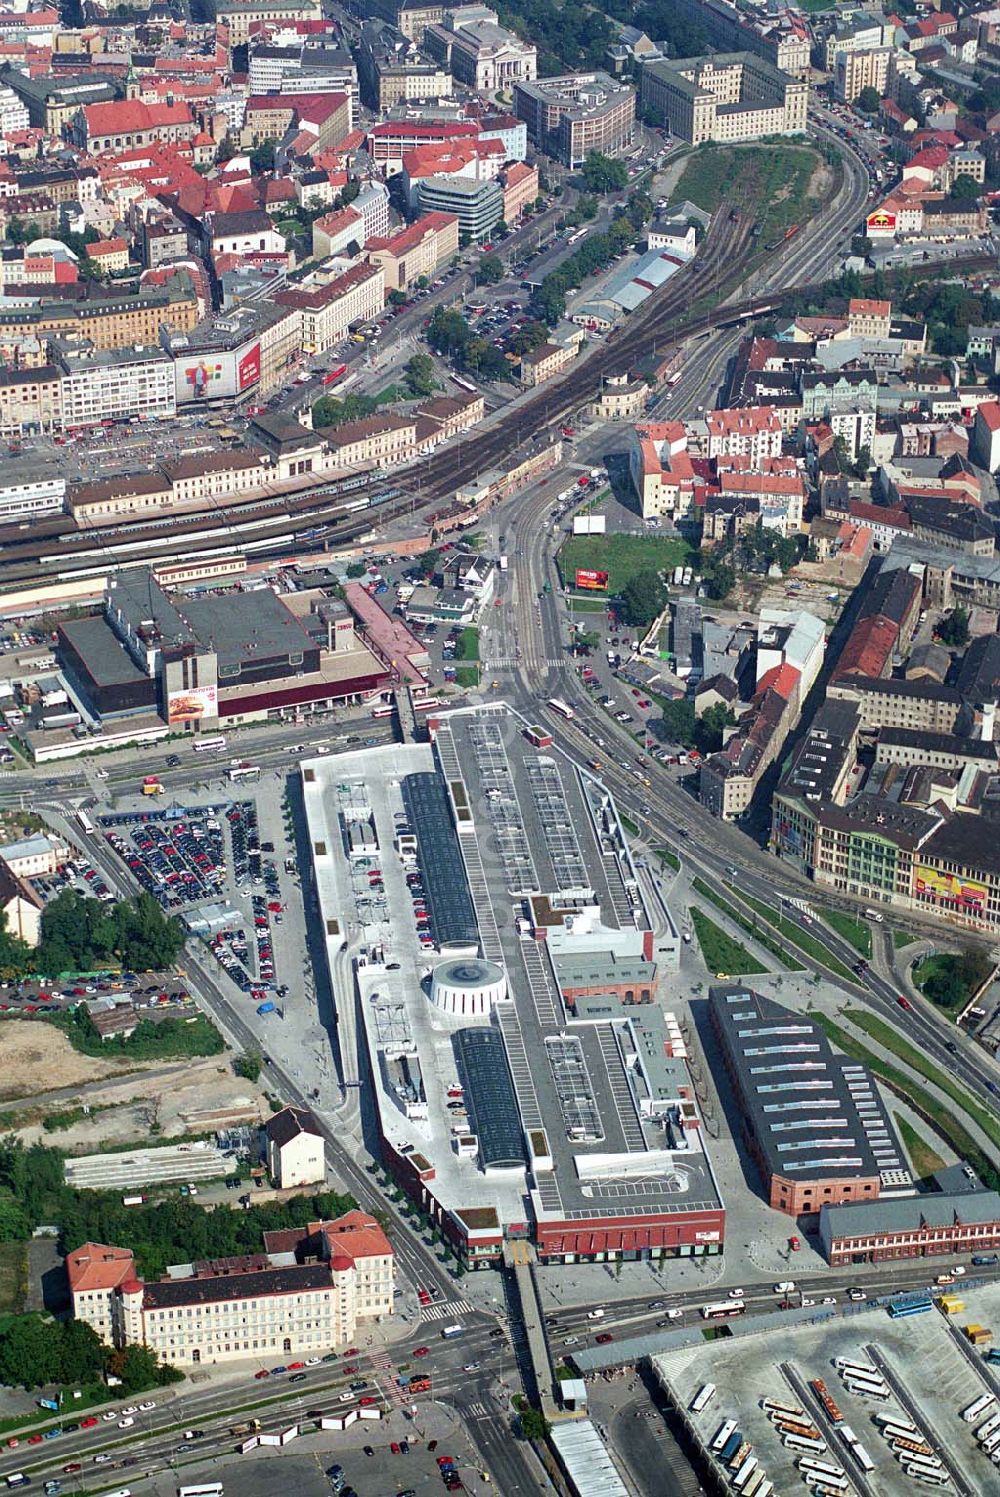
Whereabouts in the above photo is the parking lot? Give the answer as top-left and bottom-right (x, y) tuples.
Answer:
(648, 1285), (1000, 1497)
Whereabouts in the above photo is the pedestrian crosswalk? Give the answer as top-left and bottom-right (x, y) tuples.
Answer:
(419, 1297), (476, 1322)
(467, 1401), (489, 1418)
(484, 658), (567, 671)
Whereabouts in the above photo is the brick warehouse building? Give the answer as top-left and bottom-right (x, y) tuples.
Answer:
(710, 983), (907, 1216)
(820, 1189), (1000, 1265)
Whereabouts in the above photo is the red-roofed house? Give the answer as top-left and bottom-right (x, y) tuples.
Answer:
(66, 1242), (137, 1343)
(311, 204), (364, 259)
(85, 236), (129, 273)
(628, 420), (695, 521)
(706, 406), (782, 463)
(501, 159), (537, 223)
(833, 613), (899, 682)
(902, 145), (950, 187)
(73, 98), (197, 154)
(364, 212), (459, 293)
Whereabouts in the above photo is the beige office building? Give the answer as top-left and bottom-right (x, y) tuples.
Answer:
(835, 47), (891, 104)
(640, 52), (807, 146)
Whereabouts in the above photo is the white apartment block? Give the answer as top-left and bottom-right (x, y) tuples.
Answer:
(706, 406), (783, 464)
(56, 345), (176, 429)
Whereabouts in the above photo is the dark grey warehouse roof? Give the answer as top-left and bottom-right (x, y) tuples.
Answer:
(183, 589), (316, 673)
(455, 1027), (524, 1170)
(709, 983), (901, 1185)
(401, 772), (478, 950)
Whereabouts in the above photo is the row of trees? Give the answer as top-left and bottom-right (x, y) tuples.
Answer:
(0, 1314), (181, 1393)
(0, 890), (185, 983)
(0, 1135), (357, 1282)
(529, 192), (654, 326)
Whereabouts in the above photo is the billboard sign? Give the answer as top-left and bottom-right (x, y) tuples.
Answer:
(866, 209), (897, 236)
(575, 568), (609, 591)
(914, 865), (986, 909)
(167, 684), (219, 725)
(238, 342), (261, 392)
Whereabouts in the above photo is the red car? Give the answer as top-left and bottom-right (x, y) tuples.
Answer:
(789, 1235), (801, 1251)
(595, 1332), (614, 1344)
(254, 1369), (270, 1379)
(5, 1438), (17, 1449)
(391, 1442), (401, 1454)
(80, 1417), (99, 1429)
(437, 1456), (456, 1468)
(417, 1288), (431, 1304)
(343, 1347), (360, 1357)
(359, 1395), (377, 1407)
(287, 1361), (305, 1370)
(414, 1346), (430, 1357)
(897, 995), (912, 1010)
(28, 1434), (43, 1444)
(63, 1464), (82, 1474)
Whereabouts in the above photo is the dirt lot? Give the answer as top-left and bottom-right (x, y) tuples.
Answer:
(0, 1020), (132, 1101)
(0, 1023), (267, 1149)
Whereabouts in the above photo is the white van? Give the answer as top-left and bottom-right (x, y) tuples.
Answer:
(864, 908), (884, 923)
(587, 1309), (606, 1320)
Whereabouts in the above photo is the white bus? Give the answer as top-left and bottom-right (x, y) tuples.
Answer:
(784, 1433), (828, 1454)
(796, 1459), (845, 1480)
(962, 1392), (996, 1423)
(797, 1471), (849, 1493)
(732, 1456), (758, 1491)
(690, 1382), (716, 1414)
(178, 1485), (224, 1497)
(834, 1357), (877, 1377)
(701, 1300), (746, 1320)
(904, 1465), (950, 1486)
(976, 1411), (1000, 1441)
(879, 1421), (922, 1442)
(742, 1473), (767, 1497)
(710, 1419), (738, 1453)
(192, 734), (227, 754)
(76, 808), (95, 835)
(901, 1452), (943, 1472)
(228, 764), (261, 783)
(875, 1412), (917, 1432)
(841, 1375), (889, 1401)
(547, 697), (575, 720)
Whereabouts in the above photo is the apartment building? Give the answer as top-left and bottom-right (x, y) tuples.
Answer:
(55, 343), (175, 430)
(501, 162), (537, 223)
(835, 46), (891, 103)
(665, 0), (810, 77)
(0, 365), (61, 439)
(513, 72), (635, 166)
(640, 52), (807, 145)
(357, 20), (453, 110)
(415, 173), (502, 242)
(706, 406), (783, 463)
(848, 297), (892, 340)
(824, 12), (896, 72)
(80, 1212), (393, 1366)
(0, 285), (199, 352)
(519, 340), (577, 387)
(364, 211), (459, 292)
(628, 420), (696, 521)
(274, 262), (384, 355)
(216, 0), (323, 47)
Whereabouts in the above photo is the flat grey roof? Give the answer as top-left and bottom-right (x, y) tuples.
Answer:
(60, 616), (154, 689)
(183, 589), (316, 672)
(455, 1027), (525, 1169)
(401, 771), (478, 950)
(821, 1187), (1000, 1237)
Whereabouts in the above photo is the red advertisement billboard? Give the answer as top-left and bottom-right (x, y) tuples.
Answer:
(238, 342), (261, 392)
(575, 569), (609, 591)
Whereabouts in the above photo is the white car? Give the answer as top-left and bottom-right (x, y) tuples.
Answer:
(952, 1266), (966, 1276)
(121, 1406), (138, 1415)
(801, 1297), (815, 1307)
(730, 1289), (744, 1298)
(564, 1336), (579, 1346)
(587, 1309), (605, 1320)
(822, 1296), (837, 1305)
(305, 1357), (321, 1365)
(773, 1282), (796, 1294)
(101, 1412), (118, 1423)
(138, 1401), (155, 1411)
(117, 1417), (135, 1429)
(666, 1308), (683, 1320)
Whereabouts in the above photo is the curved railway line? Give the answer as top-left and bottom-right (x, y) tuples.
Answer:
(0, 133), (910, 593)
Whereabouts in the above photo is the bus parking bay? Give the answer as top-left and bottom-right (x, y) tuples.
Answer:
(644, 1286), (1000, 1496)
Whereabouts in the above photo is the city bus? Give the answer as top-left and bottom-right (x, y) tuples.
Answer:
(228, 764), (261, 783)
(710, 1419), (738, 1454)
(889, 1296), (933, 1318)
(839, 1429), (876, 1475)
(450, 374), (477, 394)
(842, 1375), (889, 1401)
(742, 1472), (768, 1497)
(701, 1300), (746, 1320)
(192, 735), (227, 753)
(370, 703), (395, 719)
(875, 1412), (917, 1432)
(783, 1433), (828, 1454)
(834, 1358), (877, 1377)
(904, 1469), (950, 1487)
(76, 808), (95, 835)
(547, 697), (575, 720)
(962, 1392), (996, 1423)
(732, 1457), (758, 1492)
(761, 1399), (805, 1420)
(412, 696), (443, 714)
(690, 1383), (716, 1414)
(879, 1421), (922, 1442)
(797, 1460), (848, 1483)
(178, 1485), (225, 1497)
(977, 1411), (1000, 1441)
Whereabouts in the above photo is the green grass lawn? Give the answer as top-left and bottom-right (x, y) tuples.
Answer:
(734, 889), (857, 983)
(689, 906), (767, 977)
(656, 847), (680, 873)
(894, 929), (916, 950)
(895, 1115), (946, 1180)
(668, 144), (819, 245)
(814, 1012), (1000, 1192)
(843, 1007), (1000, 1153)
(692, 877), (803, 971)
(566, 595), (608, 613)
(912, 953), (971, 1019)
(454, 666), (479, 689)
(457, 627), (480, 662)
(557, 533), (691, 596)
(820, 909), (872, 959)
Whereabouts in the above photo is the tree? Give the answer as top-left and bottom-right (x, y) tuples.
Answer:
(404, 353), (436, 398)
(950, 174), (982, 202)
(937, 607), (970, 648)
(695, 702), (736, 754)
(476, 253), (503, 285)
(579, 151), (629, 194)
(312, 393), (378, 429)
(0, 1315), (61, 1388)
(345, 561), (366, 579)
(702, 559), (735, 602)
(518, 1404), (551, 1440)
(418, 548), (441, 578)
(387, 288), (407, 307)
(659, 699), (697, 748)
(249, 140), (275, 173)
(620, 569), (667, 628)
(233, 1052), (262, 1082)
(856, 86), (882, 115)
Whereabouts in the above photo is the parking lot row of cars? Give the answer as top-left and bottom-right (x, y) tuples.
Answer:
(105, 812), (226, 910)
